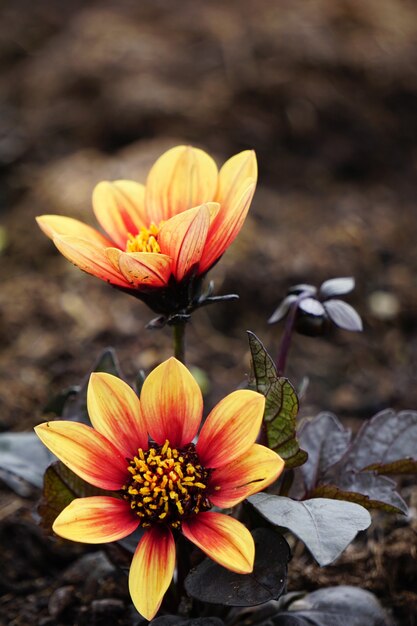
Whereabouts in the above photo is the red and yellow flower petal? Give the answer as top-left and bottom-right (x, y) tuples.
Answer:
(158, 203), (213, 281)
(52, 235), (131, 287)
(199, 181), (256, 274)
(216, 149), (257, 210)
(116, 251), (172, 288)
(196, 389), (265, 468)
(87, 373), (148, 459)
(92, 180), (147, 249)
(34, 421), (128, 490)
(129, 525), (175, 621)
(140, 357), (203, 448)
(145, 145), (218, 223)
(53, 496), (139, 543)
(36, 215), (113, 247)
(182, 512), (254, 574)
(208, 444), (284, 508)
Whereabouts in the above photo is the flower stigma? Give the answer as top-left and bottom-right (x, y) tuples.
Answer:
(122, 439), (211, 529)
(126, 223), (161, 254)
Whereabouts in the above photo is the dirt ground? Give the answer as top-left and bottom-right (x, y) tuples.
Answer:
(0, 1), (417, 624)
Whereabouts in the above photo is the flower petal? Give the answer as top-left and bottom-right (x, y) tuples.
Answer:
(145, 145), (218, 223)
(34, 421), (128, 490)
(87, 373), (148, 459)
(196, 390), (265, 468)
(53, 496), (139, 543)
(216, 150), (257, 210)
(52, 235), (131, 287)
(208, 444), (284, 508)
(158, 203), (215, 281)
(36, 215), (113, 247)
(182, 512), (254, 574)
(129, 526), (175, 621)
(199, 181), (256, 274)
(116, 251), (172, 287)
(140, 357), (203, 448)
(92, 180), (147, 249)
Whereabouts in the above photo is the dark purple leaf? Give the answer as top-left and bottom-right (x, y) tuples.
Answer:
(249, 494), (370, 566)
(323, 300), (363, 331)
(185, 528), (290, 607)
(341, 409), (417, 474)
(298, 413), (351, 491)
(320, 277), (355, 298)
(312, 472), (407, 514)
(271, 586), (390, 626)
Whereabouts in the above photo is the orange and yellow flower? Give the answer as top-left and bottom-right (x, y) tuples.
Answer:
(36, 146), (257, 311)
(35, 358), (283, 620)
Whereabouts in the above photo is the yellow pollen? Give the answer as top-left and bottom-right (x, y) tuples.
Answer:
(121, 439), (212, 530)
(126, 223), (162, 253)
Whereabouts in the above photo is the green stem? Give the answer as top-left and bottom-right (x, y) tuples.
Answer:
(173, 322), (186, 364)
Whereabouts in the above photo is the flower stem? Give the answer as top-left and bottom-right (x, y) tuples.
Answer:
(173, 322), (186, 364)
(276, 302), (298, 376)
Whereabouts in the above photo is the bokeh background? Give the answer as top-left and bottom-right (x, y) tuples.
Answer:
(1, 1), (417, 623)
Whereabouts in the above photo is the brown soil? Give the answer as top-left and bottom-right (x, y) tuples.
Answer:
(1, 1), (417, 624)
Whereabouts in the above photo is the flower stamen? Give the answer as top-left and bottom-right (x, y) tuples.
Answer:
(126, 223), (161, 253)
(122, 440), (211, 529)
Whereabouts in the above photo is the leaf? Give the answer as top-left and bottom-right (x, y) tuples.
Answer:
(60, 348), (123, 424)
(0, 432), (54, 494)
(271, 586), (390, 626)
(320, 277), (355, 298)
(342, 409), (417, 475)
(185, 528), (290, 606)
(298, 413), (351, 491)
(294, 412), (408, 514)
(150, 618), (224, 626)
(312, 472), (407, 514)
(323, 300), (362, 331)
(249, 494), (371, 566)
(38, 461), (102, 532)
(248, 332), (307, 468)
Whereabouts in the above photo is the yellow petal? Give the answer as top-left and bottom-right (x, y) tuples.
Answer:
(53, 496), (139, 543)
(208, 444), (284, 508)
(92, 180), (147, 249)
(145, 145), (218, 223)
(216, 150), (257, 210)
(200, 181), (256, 274)
(182, 512), (254, 574)
(140, 357), (203, 448)
(53, 235), (131, 287)
(158, 203), (214, 281)
(196, 390), (265, 468)
(87, 373), (148, 459)
(129, 526), (175, 621)
(36, 215), (112, 246)
(34, 421), (127, 490)
(117, 251), (172, 287)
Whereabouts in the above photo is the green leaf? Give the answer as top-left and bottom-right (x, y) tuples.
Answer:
(38, 461), (102, 532)
(247, 331), (307, 468)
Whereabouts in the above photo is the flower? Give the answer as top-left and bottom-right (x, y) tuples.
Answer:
(268, 277), (363, 336)
(37, 146), (257, 317)
(35, 357), (283, 620)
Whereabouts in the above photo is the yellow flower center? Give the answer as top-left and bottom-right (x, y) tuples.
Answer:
(126, 223), (161, 254)
(122, 440), (211, 529)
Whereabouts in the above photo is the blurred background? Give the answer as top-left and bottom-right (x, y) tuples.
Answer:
(2, 0), (417, 433)
(1, 1), (417, 623)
